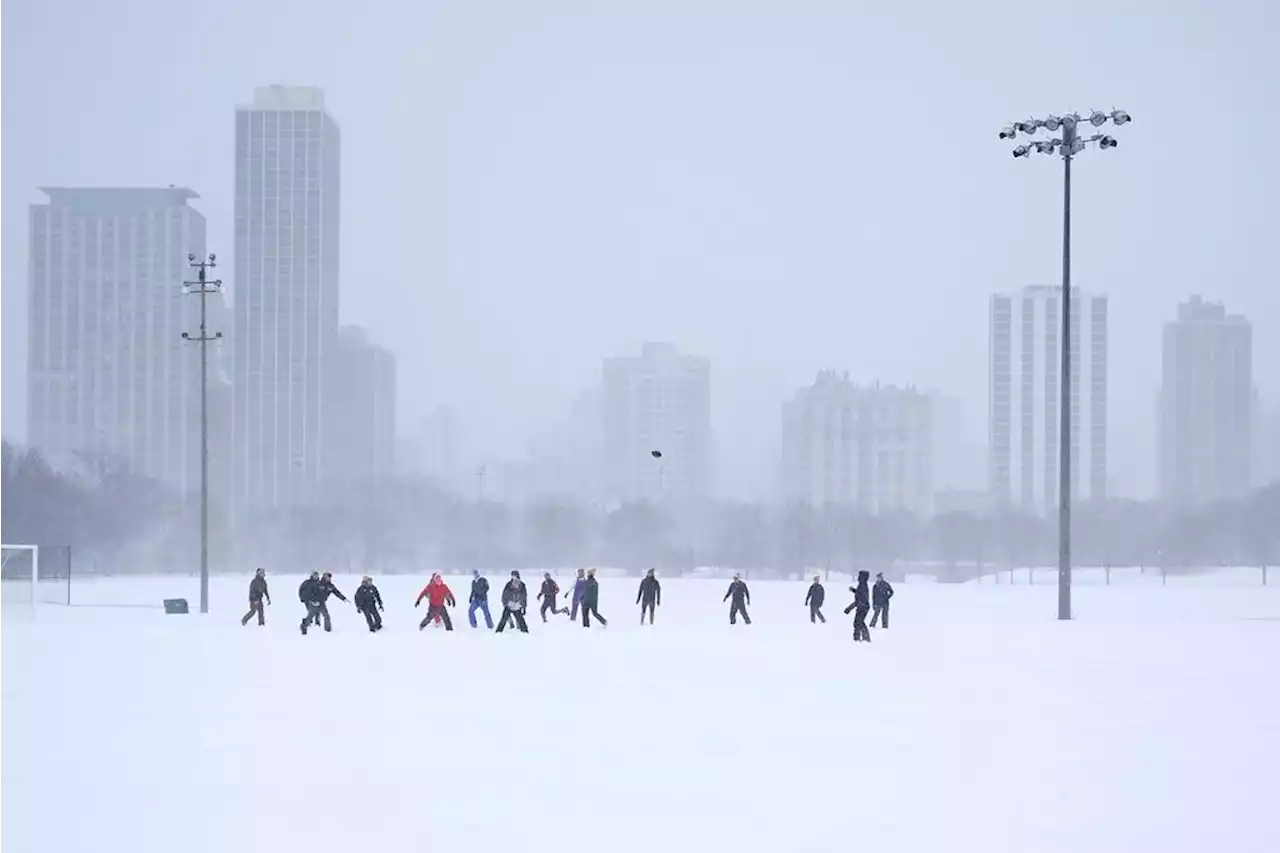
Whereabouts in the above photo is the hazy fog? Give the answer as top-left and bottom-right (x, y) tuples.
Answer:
(3, 0), (1277, 501)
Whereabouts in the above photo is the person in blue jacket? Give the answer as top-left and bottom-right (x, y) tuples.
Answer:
(468, 570), (494, 629)
(564, 568), (587, 621)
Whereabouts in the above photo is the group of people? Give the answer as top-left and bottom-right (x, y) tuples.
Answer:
(238, 566), (895, 640)
(803, 570), (895, 640)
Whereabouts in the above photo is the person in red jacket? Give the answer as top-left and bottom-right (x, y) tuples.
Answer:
(415, 573), (457, 631)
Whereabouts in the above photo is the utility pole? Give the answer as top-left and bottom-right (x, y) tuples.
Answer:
(1000, 108), (1130, 620)
(182, 253), (223, 614)
(475, 464), (487, 502)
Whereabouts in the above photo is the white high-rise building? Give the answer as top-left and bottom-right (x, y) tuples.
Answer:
(602, 343), (711, 504)
(232, 85), (341, 511)
(989, 285), (1109, 514)
(323, 326), (396, 482)
(1158, 296), (1252, 507)
(26, 187), (213, 494)
(782, 371), (933, 515)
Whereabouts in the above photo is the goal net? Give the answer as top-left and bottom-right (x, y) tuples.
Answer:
(2, 545), (72, 608)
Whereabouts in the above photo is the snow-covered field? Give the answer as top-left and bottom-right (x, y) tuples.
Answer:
(3, 571), (1279, 853)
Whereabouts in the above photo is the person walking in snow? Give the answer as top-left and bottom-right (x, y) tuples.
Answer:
(415, 572), (457, 631)
(844, 570), (872, 642)
(537, 573), (567, 622)
(468, 570), (494, 629)
(241, 567), (271, 626)
(354, 576), (385, 633)
(636, 568), (661, 625)
(724, 573), (752, 625)
(496, 570), (529, 633)
(298, 571), (322, 628)
(301, 571), (347, 634)
(870, 572), (894, 629)
(564, 568), (587, 621)
(804, 574), (826, 624)
(581, 568), (607, 628)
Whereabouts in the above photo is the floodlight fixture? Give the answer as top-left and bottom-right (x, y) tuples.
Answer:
(1012, 144), (1031, 158)
(1110, 109), (1131, 126)
(1043, 115), (1062, 131)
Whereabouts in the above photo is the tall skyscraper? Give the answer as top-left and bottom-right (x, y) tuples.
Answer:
(26, 187), (213, 494)
(1158, 296), (1253, 507)
(781, 371), (933, 515)
(323, 326), (396, 482)
(989, 285), (1109, 514)
(602, 342), (711, 504)
(233, 85), (341, 510)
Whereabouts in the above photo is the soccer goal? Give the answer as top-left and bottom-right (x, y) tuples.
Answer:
(2, 544), (72, 609)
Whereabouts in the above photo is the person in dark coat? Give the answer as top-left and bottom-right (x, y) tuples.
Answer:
(353, 576), (385, 632)
(241, 568), (271, 626)
(564, 568), (587, 621)
(298, 571), (320, 632)
(870, 572), (894, 628)
(301, 571), (347, 635)
(804, 574), (826, 624)
(844, 570), (872, 642)
(581, 568), (607, 627)
(636, 568), (661, 625)
(496, 570), (529, 633)
(468, 570), (494, 629)
(724, 573), (751, 625)
(537, 573), (567, 622)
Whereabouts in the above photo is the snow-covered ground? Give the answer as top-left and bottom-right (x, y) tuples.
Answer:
(3, 572), (1278, 853)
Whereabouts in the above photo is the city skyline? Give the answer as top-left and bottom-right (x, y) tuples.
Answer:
(3, 3), (1277, 504)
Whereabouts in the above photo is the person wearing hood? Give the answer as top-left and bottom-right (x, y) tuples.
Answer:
(241, 568), (271, 627)
(581, 568), (607, 628)
(564, 568), (587, 621)
(871, 572), (895, 629)
(844, 570), (872, 642)
(468, 570), (494, 629)
(301, 571), (347, 635)
(724, 573), (752, 625)
(636, 568), (661, 625)
(537, 573), (567, 622)
(353, 576), (385, 633)
(497, 570), (529, 633)
(804, 575), (826, 624)
(415, 573), (457, 631)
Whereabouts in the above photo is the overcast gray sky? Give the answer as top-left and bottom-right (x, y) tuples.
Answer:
(3, 0), (1277, 500)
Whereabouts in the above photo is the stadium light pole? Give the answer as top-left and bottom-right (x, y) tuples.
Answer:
(1000, 109), (1130, 621)
(182, 254), (224, 614)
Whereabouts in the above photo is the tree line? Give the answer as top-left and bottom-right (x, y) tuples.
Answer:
(4, 439), (1276, 582)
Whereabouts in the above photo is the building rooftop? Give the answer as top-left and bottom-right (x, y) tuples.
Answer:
(38, 186), (200, 212)
(238, 85), (327, 111)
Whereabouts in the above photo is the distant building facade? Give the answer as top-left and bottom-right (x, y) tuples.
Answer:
(782, 371), (933, 515)
(989, 285), (1109, 514)
(1158, 296), (1252, 506)
(602, 343), (711, 504)
(323, 326), (396, 482)
(26, 187), (218, 496)
(232, 85), (341, 510)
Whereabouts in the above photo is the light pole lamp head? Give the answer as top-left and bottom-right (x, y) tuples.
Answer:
(188, 253), (196, 263)
(1042, 115), (1062, 132)
(1012, 144), (1031, 158)
(208, 253), (217, 263)
(999, 126), (1017, 140)
(1089, 110), (1108, 127)
(1015, 119), (1041, 135)
(1110, 109), (1131, 126)
(1098, 135), (1118, 150)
